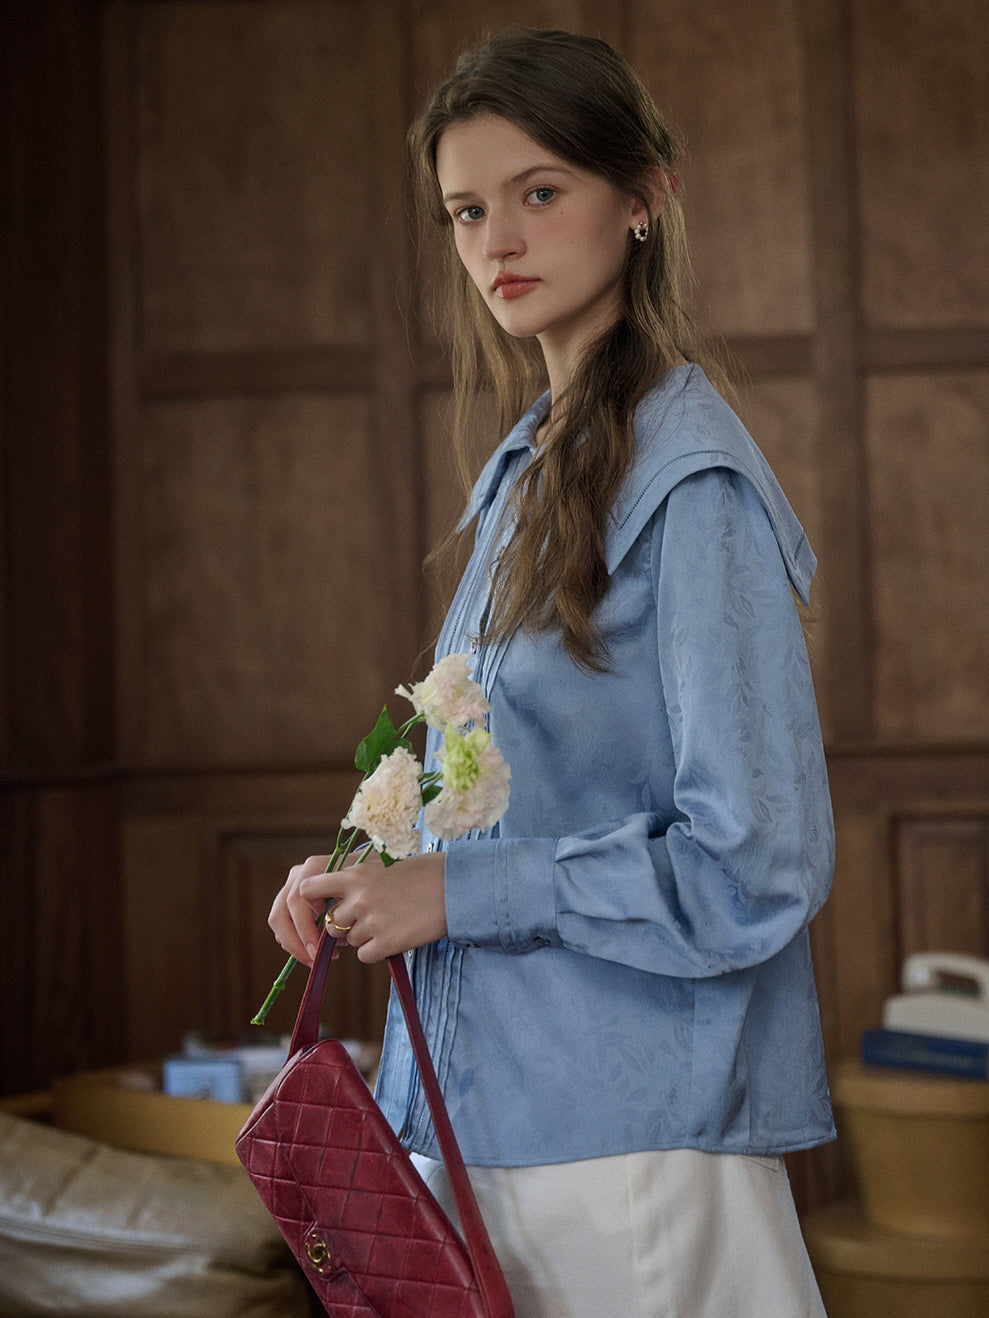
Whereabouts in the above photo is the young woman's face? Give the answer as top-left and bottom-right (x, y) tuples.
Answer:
(435, 114), (646, 385)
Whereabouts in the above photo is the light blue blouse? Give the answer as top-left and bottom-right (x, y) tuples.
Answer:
(375, 364), (836, 1165)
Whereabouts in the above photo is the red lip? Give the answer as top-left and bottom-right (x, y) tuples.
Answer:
(492, 273), (540, 299)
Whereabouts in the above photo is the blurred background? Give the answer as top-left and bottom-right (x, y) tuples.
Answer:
(1, 0), (987, 1214)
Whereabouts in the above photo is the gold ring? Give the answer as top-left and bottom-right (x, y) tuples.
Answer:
(326, 916), (353, 932)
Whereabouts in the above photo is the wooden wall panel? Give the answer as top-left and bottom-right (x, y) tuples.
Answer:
(109, 0), (424, 778)
(417, 385), (504, 639)
(420, 389), (461, 553)
(101, 0), (419, 1087)
(0, 792), (33, 1093)
(735, 379), (821, 550)
(855, 0), (989, 329)
(419, 387), (463, 639)
(632, 0), (814, 338)
(808, 756), (989, 1211)
(24, 785), (124, 1088)
(120, 814), (208, 1059)
(1, 0), (123, 1098)
(800, 0), (873, 742)
(135, 0), (375, 354)
(783, 803), (895, 1213)
(118, 392), (401, 767)
(215, 831), (392, 1042)
(1, 0), (114, 774)
(896, 818), (989, 958)
(867, 371), (989, 743)
(827, 750), (989, 1049)
(825, 804), (900, 1060)
(735, 379), (830, 732)
(119, 769), (382, 1061)
(0, 785), (125, 1096)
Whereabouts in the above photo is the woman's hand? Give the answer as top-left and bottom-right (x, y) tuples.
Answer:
(268, 849), (447, 966)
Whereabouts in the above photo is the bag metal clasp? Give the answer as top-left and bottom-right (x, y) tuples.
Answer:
(305, 1231), (332, 1275)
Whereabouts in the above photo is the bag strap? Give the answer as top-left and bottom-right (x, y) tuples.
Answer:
(290, 929), (514, 1318)
(386, 951), (513, 1315)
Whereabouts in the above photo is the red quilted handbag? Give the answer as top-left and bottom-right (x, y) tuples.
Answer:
(237, 929), (515, 1317)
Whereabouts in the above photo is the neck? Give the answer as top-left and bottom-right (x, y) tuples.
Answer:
(534, 342), (580, 447)
(537, 336), (581, 406)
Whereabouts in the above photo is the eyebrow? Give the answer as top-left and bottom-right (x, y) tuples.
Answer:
(442, 164), (574, 204)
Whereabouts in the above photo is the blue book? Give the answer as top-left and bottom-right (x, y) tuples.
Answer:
(861, 1028), (989, 1079)
(163, 1055), (244, 1102)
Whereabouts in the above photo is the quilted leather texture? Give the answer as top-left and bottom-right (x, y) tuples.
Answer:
(237, 1040), (490, 1317)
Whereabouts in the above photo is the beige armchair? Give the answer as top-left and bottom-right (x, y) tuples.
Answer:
(0, 1082), (315, 1317)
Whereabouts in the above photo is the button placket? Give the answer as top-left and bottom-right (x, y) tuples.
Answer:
(405, 444), (530, 1152)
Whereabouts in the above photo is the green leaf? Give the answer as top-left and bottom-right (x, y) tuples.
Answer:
(420, 781), (442, 806)
(354, 706), (411, 774)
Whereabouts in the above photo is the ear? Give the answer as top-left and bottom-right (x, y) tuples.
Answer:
(629, 164), (673, 226)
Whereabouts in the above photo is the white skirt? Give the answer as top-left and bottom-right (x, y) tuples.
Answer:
(412, 1148), (827, 1318)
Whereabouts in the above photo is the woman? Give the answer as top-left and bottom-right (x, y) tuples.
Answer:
(270, 28), (834, 1317)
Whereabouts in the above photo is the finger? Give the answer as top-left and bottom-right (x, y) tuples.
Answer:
(323, 905), (356, 940)
(267, 855), (337, 964)
(355, 935), (390, 965)
(267, 888), (309, 961)
(298, 868), (349, 905)
(285, 886), (335, 960)
(299, 854), (334, 877)
(270, 856), (331, 929)
(272, 915), (315, 966)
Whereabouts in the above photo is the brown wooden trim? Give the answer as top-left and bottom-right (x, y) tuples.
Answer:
(9, 741), (986, 794)
(371, 0), (432, 661)
(863, 326), (989, 374)
(418, 336), (818, 388)
(799, 0), (875, 741)
(135, 323), (988, 402)
(104, 1), (145, 772)
(0, 781), (125, 1095)
(0, 789), (34, 1095)
(828, 740), (989, 759)
(139, 345), (378, 398)
(723, 335), (815, 379)
(118, 766), (360, 815)
(1, 0), (115, 770)
(827, 746), (989, 807)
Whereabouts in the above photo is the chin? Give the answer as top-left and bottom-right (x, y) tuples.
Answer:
(489, 307), (551, 341)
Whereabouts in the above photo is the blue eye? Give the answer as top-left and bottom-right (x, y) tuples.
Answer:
(527, 186), (556, 206)
(455, 204), (485, 224)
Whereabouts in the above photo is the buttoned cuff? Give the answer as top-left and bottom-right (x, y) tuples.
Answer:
(444, 836), (560, 952)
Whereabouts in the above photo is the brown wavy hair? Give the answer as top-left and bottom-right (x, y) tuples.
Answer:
(410, 28), (724, 670)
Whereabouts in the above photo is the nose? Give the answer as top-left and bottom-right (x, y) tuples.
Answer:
(481, 208), (524, 262)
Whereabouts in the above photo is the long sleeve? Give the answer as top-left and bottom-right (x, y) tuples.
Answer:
(442, 467), (833, 978)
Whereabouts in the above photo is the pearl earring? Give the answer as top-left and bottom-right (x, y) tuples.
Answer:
(633, 221), (649, 242)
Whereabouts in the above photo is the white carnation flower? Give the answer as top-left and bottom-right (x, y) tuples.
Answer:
(425, 726), (511, 840)
(342, 746), (422, 858)
(396, 653), (490, 732)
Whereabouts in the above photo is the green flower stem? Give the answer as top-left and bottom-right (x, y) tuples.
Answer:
(250, 954), (301, 1028)
(250, 827), (361, 1025)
